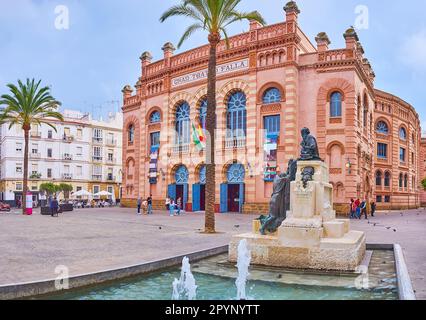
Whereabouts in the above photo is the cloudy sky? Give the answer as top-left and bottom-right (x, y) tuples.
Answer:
(0, 0), (425, 127)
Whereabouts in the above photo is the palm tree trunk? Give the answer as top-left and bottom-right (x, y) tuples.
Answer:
(204, 33), (220, 233)
(22, 128), (29, 215)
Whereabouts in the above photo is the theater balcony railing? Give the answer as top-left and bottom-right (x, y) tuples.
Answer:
(172, 143), (190, 154)
(224, 136), (246, 149)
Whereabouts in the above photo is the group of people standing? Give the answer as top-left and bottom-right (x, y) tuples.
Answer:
(137, 195), (153, 215)
(165, 197), (183, 216)
(136, 195), (184, 216)
(350, 198), (376, 219)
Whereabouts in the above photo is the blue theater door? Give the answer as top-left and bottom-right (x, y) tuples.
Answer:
(220, 163), (245, 213)
(192, 166), (206, 212)
(168, 165), (189, 211)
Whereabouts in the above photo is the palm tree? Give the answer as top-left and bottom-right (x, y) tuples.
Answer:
(161, 0), (265, 233)
(0, 79), (63, 214)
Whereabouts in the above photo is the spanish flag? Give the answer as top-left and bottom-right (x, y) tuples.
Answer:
(192, 123), (206, 150)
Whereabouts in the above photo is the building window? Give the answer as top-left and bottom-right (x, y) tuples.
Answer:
(262, 88), (281, 104)
(384, 195), (391, 203)
(93, 185), (100, 194)
(330, 91), (342, 118)
(399, 173), (403, 188)
(150, 111), (161, 123)
(77, 129), (83, 139)
(199, 98), (207, 130)
(16, 183), (22, 191)
(227, 163), (245, 183)
(47, 168), (52, 178)
(412, 152), (415, 165)
(377, 143), (387, 159)
(376, 195), (382, 203)
(77, 166), (83, 177)
(175, 102), (191, 145)
(93, 128), (103, 142)
(264, 115), (280, 136)
(108, 151), (114, 162)
(399, 147), (406, 162)
(399, 127), (407, 140)
(384, 172), (391, 187)
(376, 121), (389, 134)
(16, 143), (22, 153)
(227, 91), (247, 139)
(93, 146), (102, 161)
(363, 94), (368, 127)
(150, 131), (160, 147)
(128, 125), (135, 144)
(16, 164), (22, 173)
(47, 148), (52, 158)
(375, 171), (382, 186)
(48, 130), (53, 139)
(77, 147), (83, 157)
(404, 174), (408, 188)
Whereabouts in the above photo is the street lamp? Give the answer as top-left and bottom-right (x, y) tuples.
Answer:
(345, 158), (352, 174)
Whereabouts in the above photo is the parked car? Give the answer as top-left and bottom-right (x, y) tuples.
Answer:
(0, 202), (11, 212)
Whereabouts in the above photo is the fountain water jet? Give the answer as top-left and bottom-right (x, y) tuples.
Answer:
(235, 239), (251, 300)
(172, 256), (197, 300)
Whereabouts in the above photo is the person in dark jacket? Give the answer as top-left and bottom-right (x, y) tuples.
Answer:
(370, 201), (376, 217)
(50, 197), (59, 217)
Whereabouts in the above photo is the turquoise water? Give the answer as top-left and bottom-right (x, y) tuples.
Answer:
(39, 250), (398, 300)
(42, 269), (397, 300)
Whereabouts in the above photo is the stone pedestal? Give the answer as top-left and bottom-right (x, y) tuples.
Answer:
(229, 160), (366, 271)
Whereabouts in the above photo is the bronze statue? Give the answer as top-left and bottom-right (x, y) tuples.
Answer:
(259, 159), (297, 235)
(299, 127), (321, 161)
(258, 128), (322, 235)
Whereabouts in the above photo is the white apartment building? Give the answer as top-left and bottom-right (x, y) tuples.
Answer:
(0, 109), (123, 205)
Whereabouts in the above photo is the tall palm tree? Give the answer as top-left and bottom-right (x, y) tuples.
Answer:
(0, 79), (63, 214)
(161, 0), (265, 233)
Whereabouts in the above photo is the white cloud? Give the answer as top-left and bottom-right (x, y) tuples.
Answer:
(399, 29), (426, 71)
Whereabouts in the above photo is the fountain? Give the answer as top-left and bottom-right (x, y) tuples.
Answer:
(171, 256), (197, 300)
(235, 239), (251, 300)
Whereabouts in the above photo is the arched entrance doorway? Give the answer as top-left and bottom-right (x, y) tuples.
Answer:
(168, 165), (189, 211)
(220, 163), (245, 213)
(192, 165), (206, 212)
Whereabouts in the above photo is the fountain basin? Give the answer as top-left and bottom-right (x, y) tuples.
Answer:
(0, 244), (414, 300)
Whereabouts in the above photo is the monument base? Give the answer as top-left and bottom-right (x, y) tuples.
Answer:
(229, 225), (366, 271)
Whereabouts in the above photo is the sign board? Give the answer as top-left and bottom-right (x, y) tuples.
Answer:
(171, 58), (249, 88)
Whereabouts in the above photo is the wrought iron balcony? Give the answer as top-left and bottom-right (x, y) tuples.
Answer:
(172, 143), (190, 154)
(224, 136), (246, 149)
(92, 137), (103, 144)
(63, 154), (73, 161)
(62, 173), (73, 180)
(30, 131), (42, 138)
(92, 174), (102, 181)
(92, 156), (103, 163)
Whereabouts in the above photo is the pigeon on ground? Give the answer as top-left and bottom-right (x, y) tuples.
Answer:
(386, 227), (391, 230)
(393, 229), (397, 232)
(234, 225), (240, 228)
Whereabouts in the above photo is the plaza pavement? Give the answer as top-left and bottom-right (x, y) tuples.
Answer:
(0, 207), (425, 299)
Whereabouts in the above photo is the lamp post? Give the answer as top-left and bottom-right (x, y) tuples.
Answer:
(345, 158), (352, 174)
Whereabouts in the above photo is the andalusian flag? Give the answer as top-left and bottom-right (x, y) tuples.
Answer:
(192, 123), (206, 150)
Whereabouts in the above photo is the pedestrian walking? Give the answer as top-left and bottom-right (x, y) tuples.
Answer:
(50, 197), (59, 217)
(137, 197), (142, 215)
(169, 198), (175, 216)
(360, 200), (367, 219)
(355, 198), (361, 219)
(165, 197), (170, 211)
(349, 198), (355, 219)
(370, 201), (376, 217)
(147, 194), (153, 215)
(176, 197), (182, 215)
